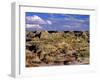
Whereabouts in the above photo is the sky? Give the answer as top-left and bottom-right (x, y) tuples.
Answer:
(25, 12), (89, 31)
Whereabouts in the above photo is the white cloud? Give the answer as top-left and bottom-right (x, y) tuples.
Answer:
(26, 24), (42, 29)
(26, 15), (46, 24)
(26, 15), (53, 26)
(46, 20), (52, 25)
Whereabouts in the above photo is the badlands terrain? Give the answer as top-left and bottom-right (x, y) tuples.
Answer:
(26, 31), (89, 67)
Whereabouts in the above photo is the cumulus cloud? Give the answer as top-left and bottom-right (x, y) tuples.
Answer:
(26, 15), (53, 30)
(26, 15), (47, 24)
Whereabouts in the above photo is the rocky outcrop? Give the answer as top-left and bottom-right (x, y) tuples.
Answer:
(26, 31), (89, 67)
(40, 31), (49, 39)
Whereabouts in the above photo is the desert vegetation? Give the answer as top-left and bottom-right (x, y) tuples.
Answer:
(26, 31), (89, 67)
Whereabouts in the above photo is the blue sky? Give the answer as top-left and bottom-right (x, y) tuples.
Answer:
(25, 12), (89, 31)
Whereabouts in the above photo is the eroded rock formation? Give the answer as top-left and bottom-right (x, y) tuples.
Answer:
(26, 31), (89, 67)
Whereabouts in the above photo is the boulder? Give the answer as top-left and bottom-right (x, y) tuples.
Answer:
(35, 31), (41, 38)
(45, 55), (55, 62)
(40, 31), (49, 39)
(82, 31), (88, 39)
(32, 56), (41, 63)
(26, 32), (35, 38)
(26, 37), (32, 41)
